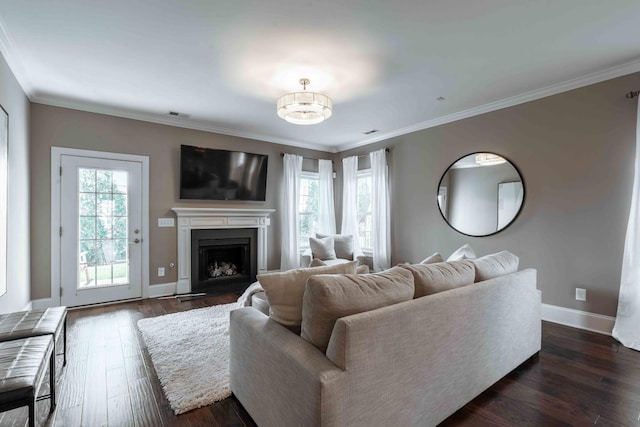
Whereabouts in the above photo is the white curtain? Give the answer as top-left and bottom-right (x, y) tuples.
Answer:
(280, 154), (303, 271)
(317, 159), (336, 235)
(370, 149), (391, 271)
(613, 100), (640, 351)
(341, 156), (360, 250)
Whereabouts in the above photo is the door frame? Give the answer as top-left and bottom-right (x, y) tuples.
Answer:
(51, 147), (150, 306)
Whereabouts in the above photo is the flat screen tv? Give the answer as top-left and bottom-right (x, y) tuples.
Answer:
(180, 145), (268, 201)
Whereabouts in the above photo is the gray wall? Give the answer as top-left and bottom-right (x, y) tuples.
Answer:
(340, 72), (640, 317)
(0, 54), (31, 313)
(29, 104), (331, 300)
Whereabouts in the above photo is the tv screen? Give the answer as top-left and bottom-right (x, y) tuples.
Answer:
(180, 145), (268, 201)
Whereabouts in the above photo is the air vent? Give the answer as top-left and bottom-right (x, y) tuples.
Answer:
(363, 129), (379, 135)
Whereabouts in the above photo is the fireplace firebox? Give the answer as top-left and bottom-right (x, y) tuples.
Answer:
(190, 228), (257, 293)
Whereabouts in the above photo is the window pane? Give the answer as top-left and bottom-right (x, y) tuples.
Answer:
(298, 175), (319, 247)
(357, 173), (373, 249)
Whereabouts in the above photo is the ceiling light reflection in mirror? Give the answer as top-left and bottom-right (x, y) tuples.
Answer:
(223, 29), (383, 102)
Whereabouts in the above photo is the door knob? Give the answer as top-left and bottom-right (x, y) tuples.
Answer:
(130, 238), (141, 244)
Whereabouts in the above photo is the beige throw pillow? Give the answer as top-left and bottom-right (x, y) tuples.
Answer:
(257, 260), (358, 332)
(400, 260), (475, 298)
(471, 250), (519, 281)
(420, 252), (443, 264)
(316, 233), (354, 260)
(446, 244), (477, 261)
(301, 267), (414, 352)
(309, 258), (327, 267)
(309, 236), (337, 260)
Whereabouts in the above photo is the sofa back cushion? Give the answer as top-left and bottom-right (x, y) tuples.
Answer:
(471, 251), (519, 282)
(400, 260), (475, 298)
(301, 267), (414, 352)
(257, 260), (358, 332)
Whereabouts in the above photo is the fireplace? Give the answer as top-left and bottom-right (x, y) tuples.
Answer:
(190, 228), (258, 293)
(172, 208), (274, 294)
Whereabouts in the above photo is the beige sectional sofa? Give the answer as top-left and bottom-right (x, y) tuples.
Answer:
(230, 253), (541, 427)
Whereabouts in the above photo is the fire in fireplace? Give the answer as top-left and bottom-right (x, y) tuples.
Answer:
(191, 228), (257, 293)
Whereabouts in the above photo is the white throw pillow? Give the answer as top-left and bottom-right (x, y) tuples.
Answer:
(316, 233), (354, 260)
(257, 260), (358, 333)
(420, 252), (443, 264)
(471, 250), (519, 281)
(446, 244), (477, 261)
(309, 236), (337, 260)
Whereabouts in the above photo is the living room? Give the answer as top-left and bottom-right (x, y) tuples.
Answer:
(1, 1), (640, 426)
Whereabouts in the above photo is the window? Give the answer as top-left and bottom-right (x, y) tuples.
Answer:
(298, 172), (319, 248)
(357, 169), (373, 250)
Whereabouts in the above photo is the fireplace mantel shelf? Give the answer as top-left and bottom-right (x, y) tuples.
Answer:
(171, 207), (275, 294)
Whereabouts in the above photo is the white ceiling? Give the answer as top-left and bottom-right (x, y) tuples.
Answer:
(1, 0), (640, 153)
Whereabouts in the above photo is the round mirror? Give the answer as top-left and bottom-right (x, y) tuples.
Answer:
(437, 152), (525, 236)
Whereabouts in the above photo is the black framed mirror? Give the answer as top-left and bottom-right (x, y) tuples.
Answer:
(437, 152), (525, 237)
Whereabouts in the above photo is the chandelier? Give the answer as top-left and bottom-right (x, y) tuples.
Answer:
(276, 78), (333, 125)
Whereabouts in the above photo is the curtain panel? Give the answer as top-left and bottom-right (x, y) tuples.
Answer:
(341, 156), (360, 251)
(371, 149), (391, 271)
(613, 100), (640, 351)
(280, 154), (303, 271)
(317, 159), (336, 235)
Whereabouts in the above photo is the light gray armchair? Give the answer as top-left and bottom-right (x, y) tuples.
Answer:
(300, 233), (365, 267)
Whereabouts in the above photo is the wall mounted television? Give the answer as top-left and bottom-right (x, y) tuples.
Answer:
(180, 145), (268, 201)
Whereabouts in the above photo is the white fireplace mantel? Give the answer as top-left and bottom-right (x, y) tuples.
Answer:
(171, 207), (275, 294)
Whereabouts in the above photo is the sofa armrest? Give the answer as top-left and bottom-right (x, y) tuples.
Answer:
(230, 307), (344, 427)
(300, 248), (312, 267)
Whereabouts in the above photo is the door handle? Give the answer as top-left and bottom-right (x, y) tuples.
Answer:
(130, 238), (141, 244)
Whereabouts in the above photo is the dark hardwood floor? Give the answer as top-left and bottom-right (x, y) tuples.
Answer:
(2, 294), (639, 426)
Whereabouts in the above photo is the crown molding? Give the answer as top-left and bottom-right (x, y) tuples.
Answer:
(0, 14), (34, 98)
(336, 58), (640, 152)
(31, 94), (336, 153)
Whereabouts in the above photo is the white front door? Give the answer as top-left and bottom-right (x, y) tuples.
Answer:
(57, 152), (145, 306)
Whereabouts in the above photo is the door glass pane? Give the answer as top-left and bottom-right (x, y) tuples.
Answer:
(78, 167), (129, 288)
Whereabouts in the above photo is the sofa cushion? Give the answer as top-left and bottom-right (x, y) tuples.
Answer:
(309, 236), (337, 260)
(301, 267), (414, 352)
(257, 260), (358, 332)
(400, 260), (475, 298)
(310, 258), (370, 274)
(420, 252), (443, 264)
(446, 244), (477, 261)
(471, 251), (519, 282)
(316, 233), (354, 260)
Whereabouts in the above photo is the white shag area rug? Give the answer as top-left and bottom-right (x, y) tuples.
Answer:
(137, 302), (240, 414)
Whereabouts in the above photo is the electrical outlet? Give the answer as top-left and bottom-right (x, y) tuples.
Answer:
(575, 288), (586, 301)
(158, 218), (175, 227)
(158, 267), (165, 277)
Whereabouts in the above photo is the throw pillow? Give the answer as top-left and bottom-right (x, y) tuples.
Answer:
(400, 260), (475, 298)
(471, 250), (519, 282)
(301, 266), (414, 352)
(257, 260), (358, 333)
(316, 233), (354, 260)
(420, 252), (443, 264)
(309, 236), (337, 260)
(446, 244), (477, 261)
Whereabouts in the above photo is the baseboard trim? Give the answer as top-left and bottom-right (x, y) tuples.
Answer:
(541, 303), (615, 336)
(148, 282), (177, 298)
(31, 298), (53, 310)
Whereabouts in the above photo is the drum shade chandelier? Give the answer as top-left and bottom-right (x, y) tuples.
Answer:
(277, 78), (333, 125)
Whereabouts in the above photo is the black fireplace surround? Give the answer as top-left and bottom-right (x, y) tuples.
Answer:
(190, 228), (258, 293)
